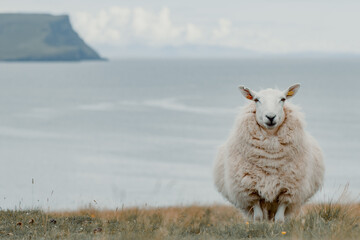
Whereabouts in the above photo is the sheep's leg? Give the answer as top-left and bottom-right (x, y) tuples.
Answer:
(262, 207), (269, 221)
(253, 202), (263, 221)
(274, 203), (287, 222)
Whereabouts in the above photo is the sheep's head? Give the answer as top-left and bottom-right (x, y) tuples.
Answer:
(239, 84), (300, 130)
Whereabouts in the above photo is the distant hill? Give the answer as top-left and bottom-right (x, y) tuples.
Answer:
(0, 13), (103, 61)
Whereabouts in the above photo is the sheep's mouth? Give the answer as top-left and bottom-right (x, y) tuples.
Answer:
(265, 122), (277, 128)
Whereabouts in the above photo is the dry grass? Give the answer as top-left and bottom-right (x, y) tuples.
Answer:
(0, 203), (359, 239)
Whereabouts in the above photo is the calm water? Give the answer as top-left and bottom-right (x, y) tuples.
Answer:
(0, 59), (359, 210)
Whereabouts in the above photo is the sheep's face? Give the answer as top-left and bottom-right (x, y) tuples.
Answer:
(239, 84), (300, 130)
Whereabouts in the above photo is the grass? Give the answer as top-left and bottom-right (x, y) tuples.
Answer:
(0, 203), (359, 239)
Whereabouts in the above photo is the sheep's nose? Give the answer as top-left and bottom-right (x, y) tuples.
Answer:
(266, 115), (276, 123)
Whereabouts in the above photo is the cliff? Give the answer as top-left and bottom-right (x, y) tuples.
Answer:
(0, 13), (103, 61)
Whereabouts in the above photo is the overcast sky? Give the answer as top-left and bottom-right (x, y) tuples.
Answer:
(1, 0), (360, 57)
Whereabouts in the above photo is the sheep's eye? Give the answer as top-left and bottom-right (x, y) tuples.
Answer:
(280, 98), (286, 102)
(254, 98), (259, 102)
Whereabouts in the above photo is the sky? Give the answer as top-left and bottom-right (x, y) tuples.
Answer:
(1, 0), (360, 57)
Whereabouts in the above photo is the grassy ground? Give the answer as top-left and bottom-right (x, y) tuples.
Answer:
(0, 203), (359, 240)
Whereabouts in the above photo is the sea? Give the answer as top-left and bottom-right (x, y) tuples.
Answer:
(0, 58), (359, 210)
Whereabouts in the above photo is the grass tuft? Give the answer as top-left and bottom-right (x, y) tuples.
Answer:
(0, 204), (359, 239)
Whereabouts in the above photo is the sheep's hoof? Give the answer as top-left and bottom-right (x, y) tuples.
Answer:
(274, 214), (285, 223)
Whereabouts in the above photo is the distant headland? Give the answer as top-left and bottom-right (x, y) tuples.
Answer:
(0, 13), (104, 61)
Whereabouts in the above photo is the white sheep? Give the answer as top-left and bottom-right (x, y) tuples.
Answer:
(213, 84), (324, 222)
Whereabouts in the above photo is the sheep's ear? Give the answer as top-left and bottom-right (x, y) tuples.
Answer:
(239, 86), (255, 100)
(284, 83), (300, 99)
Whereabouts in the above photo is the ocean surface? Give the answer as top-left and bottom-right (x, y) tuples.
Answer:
(0, 59), (359, 210)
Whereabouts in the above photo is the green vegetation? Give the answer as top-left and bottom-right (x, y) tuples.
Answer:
(0, 13), (102, 61)
(0, 204), (359, 239)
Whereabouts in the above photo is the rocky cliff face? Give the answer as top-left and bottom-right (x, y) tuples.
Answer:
(0, 13), (103, 61)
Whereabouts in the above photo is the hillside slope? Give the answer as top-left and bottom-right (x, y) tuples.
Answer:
(0, 13), (102, 61)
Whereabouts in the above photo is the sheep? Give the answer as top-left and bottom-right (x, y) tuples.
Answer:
(213, 84), (325, 222)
